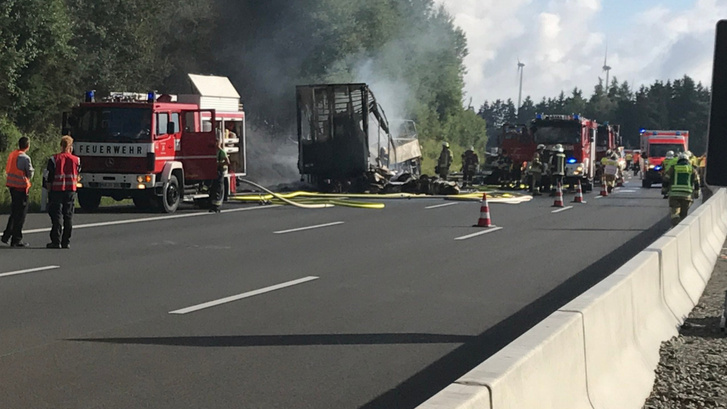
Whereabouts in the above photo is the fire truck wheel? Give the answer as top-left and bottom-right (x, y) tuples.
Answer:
(160, 175), (181, 213)
(78, 190), (101, 212)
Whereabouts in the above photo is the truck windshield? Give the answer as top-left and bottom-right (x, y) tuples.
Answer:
(71, 107), (152, 142)
(533, 125), (581, 145)
(649, 144), (685, 158)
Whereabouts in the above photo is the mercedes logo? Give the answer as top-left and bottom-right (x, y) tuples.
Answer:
(105, 158), (115, 167)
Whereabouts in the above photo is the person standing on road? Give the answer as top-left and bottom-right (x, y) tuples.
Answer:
(663, 153), (700, 227)
(437, 142), (453, 180)
(549, 144), (566, 195)
(461, 146), (479, 187)
(44, 135), (81, 249)
(2, 137), (34, 247)
(209, 138), (230, 213)
(528, 144), (545, 195)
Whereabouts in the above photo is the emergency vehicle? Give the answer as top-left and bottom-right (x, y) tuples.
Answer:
(63, 74), (246, 213)
(498, 123), (534, 166)
(596, 123), (621, 162)
(530, 114), (598, 191)
(638, 130), (689, 188)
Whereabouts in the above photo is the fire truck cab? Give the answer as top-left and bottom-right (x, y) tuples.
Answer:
(65, 74), (246, 213)
(530, 114), (597, 191)
(639, 129), (689, 188)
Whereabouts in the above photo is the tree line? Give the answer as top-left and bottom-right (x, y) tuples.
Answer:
(0, 0), (484, 161)
(478, 76), (711, 155)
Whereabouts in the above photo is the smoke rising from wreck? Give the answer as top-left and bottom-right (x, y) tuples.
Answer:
(211, 0), (463, 186)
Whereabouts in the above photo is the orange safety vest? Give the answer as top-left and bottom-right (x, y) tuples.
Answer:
(5, 149), (31, 193)
(50, 152), (80, 192)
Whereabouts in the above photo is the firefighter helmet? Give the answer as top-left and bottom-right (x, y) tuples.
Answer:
(554, 144), (564, 153)
(678, 152), (689, 160)
(537, 144), (545, 150)
(665, 151), (675, 159)
(443, 142), (449, 148)
(686, 150), (693, 158)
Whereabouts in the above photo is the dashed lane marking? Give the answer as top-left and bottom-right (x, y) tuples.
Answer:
(0, 265), (60, 279)
(552, 206), (574, 213)
(23, 205), (282, 235)
(274, 221), (344, 234)
(169, 276), (320, 314)
(455, 227), (504, 240)
(425, 202), (460, 209)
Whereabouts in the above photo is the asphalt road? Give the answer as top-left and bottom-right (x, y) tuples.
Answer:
(0, 176), (678, 409)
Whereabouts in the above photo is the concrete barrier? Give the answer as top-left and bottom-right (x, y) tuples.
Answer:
(665, 221), (713, 285)
(645, 235), (697, 323)
(691, 203), (721, 262)
(418, 312), (591, 409)
(711, 189), (727, 237)
(560, 251), (676, 409)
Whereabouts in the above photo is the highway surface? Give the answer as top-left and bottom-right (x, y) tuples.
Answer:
(0, 176), (676, 408)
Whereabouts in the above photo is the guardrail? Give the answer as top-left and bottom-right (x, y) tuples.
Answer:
(419, 188), (727, 409)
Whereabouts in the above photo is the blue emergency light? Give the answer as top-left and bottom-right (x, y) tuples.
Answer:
(536, 113), (543, 120)
(147, 92), (155, 102)
(567, 158), (577, 164)
(654, 166), (662, 171)
(573, 114), (580, 120)
(85, 90), (95, 103)
(640, 128), (646, 133)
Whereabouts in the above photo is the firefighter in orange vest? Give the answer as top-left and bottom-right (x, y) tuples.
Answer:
(44, 135), (81, 249)
(2, 137), (34, 247)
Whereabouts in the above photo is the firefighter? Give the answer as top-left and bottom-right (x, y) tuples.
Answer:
(497, 149), (513, 188)
(461, 146), (479, 187)
(436, 142), (453, 180)
(698, 154), (707, 182)
(2, 137), (34, 247)
(661, 150), (677, 198)
(549, 144), (566, 195)
(625, 151), (633, 170)
(663, 153), (700, 227)
(209, 137), (231, 213)
(602, 151), (620, 193)
(44, 135), (81, 249)
(528, 144), (545, 195)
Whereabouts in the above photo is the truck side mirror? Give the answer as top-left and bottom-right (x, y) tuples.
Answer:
(707, 20), (727, 186)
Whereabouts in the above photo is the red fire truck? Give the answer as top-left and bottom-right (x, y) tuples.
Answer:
(639, 129), (689, 188)
(498, 123), (535, 166)
(530, 114), (597, 191)
(64, 74), (246, 213)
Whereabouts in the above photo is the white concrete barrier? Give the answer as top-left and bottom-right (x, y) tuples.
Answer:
(418, 312), (591, 409)
(645, 235), (697, 323)
(560, 251), (676, 409)
(665, 222), (713, 285)
(662, 223), (709, 298)
(710, 189), (727, 237)
(690, 203), (721, 262)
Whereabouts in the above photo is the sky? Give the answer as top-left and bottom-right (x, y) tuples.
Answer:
(436, 0), (727, 106)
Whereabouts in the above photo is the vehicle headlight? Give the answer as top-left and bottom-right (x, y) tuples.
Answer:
(137, 175), (144, 183)
(576, 166), (583, 172)
(649, 165), (655, 169)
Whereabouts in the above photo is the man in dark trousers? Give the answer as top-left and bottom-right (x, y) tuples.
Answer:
(2, 137), (34, 247)
(44, 135), (81, 249)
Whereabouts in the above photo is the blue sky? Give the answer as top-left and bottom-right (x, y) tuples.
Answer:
(436, 0), (725, 104)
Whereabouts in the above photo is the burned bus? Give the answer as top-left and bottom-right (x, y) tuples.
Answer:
(296, 83), (420, 192)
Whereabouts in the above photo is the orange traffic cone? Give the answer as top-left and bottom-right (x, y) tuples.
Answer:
(600, 180), (609, 196)
(552, 182), (564, 207)
(572, 180), (586, 203)
(474, 192), (492, 227)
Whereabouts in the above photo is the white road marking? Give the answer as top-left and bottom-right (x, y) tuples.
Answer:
(274, 221), (344, 234)
(614, 189), (637, 193)
(595, 196), (603, 199)
(169, 276), (319, 314)
(23, 205), (281, 235)
(425, 202), (459, 209)
(455, 227), (503, 240)
(552, 206), (574, 213)
(0, 265), (60, 279)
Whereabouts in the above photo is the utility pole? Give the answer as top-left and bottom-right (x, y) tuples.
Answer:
(517, 59), (525, 119)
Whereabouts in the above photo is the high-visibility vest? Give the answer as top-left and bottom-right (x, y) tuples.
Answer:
(604, 159), (619, 175)
(50, 152), (80, 192)
(5, 149), (31, 193)
(670, 164), (694, 197)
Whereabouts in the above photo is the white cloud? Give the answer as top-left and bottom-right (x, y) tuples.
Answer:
(436, 0), (727, 107)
